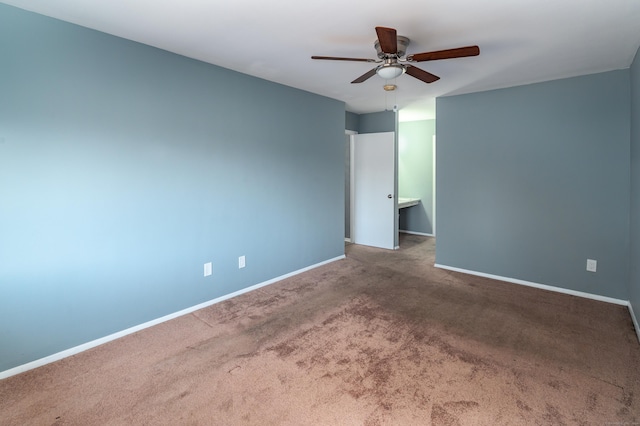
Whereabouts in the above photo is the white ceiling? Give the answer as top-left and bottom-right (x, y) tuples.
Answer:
(4, 0), (640, 121)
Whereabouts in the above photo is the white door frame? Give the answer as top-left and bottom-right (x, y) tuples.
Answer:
(432, 134), (436, 236)
(346, 130), (357, 243)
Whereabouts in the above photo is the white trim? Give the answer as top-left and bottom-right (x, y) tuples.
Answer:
(348, 133), (356, 244)
(629, 303), (640, 344)
(345, 130), (357, 242)
(434, 263), (629, 306)
(0, 255), (346, 380)
(432, 134), (436, 237)
(399, 230), (434, 237)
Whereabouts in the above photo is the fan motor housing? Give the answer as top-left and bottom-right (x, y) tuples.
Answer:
(375, 36), (410, 58)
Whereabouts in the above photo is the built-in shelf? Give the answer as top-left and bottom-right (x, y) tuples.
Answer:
(398, 197), (420, 209)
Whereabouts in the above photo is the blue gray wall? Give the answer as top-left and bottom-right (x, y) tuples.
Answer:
(436, 70), (630, 300)
(399, 120), (435, 235)
(345, 110), (396, 134)
(631, 47), (640, 320)
(345, 111), (360, 133)
(358, 111), (396, 134)
(0, 4), (345, 372)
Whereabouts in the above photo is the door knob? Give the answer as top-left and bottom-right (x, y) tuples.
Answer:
(388, 194), (393, 199)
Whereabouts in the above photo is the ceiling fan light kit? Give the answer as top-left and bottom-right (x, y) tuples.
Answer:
(376, 63), (405, 79)
(311, 26), (479, 85)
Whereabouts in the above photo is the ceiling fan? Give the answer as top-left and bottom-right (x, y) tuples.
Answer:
(312, 26), (479, 84)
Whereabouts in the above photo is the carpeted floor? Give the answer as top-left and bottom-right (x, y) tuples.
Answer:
(1, 234), (639, 425)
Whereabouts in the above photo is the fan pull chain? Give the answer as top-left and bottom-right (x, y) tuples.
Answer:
(384, 78), (398, 112)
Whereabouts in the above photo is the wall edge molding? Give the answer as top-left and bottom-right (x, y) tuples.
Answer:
(629, 303), (640, 344)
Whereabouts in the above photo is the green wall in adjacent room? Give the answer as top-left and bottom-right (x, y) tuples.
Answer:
(399, 120), (435, 236)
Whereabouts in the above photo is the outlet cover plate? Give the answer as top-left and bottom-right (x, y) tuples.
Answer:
(586, 259), (597, 272)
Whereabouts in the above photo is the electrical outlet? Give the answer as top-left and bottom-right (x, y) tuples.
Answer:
(586, 259), (597, 273)
(204, 262), (212, 277)
(239, 255), (246, 269)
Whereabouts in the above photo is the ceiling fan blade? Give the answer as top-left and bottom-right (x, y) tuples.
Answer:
(311, 56), (378, 63)
(375, 26), (397, 54)
(351, 68), (378, 84)
(405, 65), (440, 84)
(408, 45), (480, 62)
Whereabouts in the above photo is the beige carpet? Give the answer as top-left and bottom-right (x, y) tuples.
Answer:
(1, 234), (639, 425)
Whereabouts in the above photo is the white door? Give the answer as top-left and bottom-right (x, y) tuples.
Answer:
(352, 132), (395, 250)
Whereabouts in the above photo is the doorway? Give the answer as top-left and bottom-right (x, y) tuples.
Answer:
(397, 120), (436, 237)
(345, 130), (356, 243)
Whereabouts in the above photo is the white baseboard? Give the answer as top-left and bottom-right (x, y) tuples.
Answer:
(0, 255), (346, 380)
(433, 264), (640, 341)
(399, 230), (434, 237)
(629, 303), (640, 344)
(434, 263), (629, 306)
